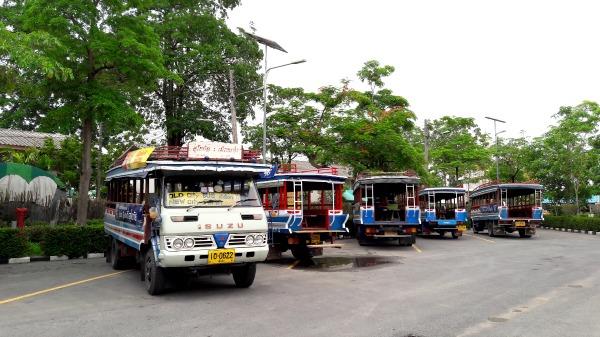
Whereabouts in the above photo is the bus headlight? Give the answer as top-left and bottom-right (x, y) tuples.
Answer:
(173, 238), (184, 250)
(245, 235), (255, 246)
(184, 238), (195, 249)
(254, 234), (264, 245)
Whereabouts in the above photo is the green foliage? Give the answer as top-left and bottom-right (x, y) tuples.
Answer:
(527, 101), (600, 211)
(40, 224), (106, 258)
(486, 137), (529, 183)
(243, 85), (345, 165)
(544, 216), (600, 232)
(1, 0), (167, 224)
(28, 242), (43, 256)
(139, 1), (262, 146)
(428, 116), (489, 185)
(244, 60), (424, 177)
(0, 228), (29, 259)
(356, 60), (395, 95)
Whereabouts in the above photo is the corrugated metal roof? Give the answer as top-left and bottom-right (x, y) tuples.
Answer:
(0, 128), (66, 149)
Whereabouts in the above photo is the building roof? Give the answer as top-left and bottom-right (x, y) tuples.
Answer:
(0, 128), (67, 150)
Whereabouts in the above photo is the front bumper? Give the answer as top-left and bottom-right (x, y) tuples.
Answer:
(157, 246), (268, 268)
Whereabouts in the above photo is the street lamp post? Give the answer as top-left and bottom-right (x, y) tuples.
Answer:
(261, 59), (306, 163)
(485, 116), (507, 182)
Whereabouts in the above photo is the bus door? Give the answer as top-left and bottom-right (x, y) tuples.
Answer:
(425, 190), (436, 221)
(361, 184), (374, 224)
(405, 184), (420, 224)
(533, 189), (543, 220)
(288, 179), (303, 230)
(499, 188), (508, 219)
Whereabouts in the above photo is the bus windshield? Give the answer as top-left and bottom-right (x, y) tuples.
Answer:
(163, 176), (261, 208)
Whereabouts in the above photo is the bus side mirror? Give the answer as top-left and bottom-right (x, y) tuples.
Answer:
(149, 207), (159, 219)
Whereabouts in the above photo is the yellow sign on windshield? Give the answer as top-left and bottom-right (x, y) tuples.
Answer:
(166, 192), (241, 207)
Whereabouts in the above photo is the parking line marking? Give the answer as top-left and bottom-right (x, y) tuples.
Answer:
(0, 270), (129, 305)
(287, 260), (301, 269)
(412, 244), (422, 253)
(464, 233), (495, 243)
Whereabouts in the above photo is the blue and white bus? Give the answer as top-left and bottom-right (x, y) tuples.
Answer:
(418, 187), (467, 239)
(256, 165), (348, 260)
(352, 172), (420, 246)
(470, 182), (544, 238)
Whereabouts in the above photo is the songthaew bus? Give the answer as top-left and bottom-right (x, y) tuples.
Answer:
(104, 142), (271, 295)
(256, 165), (348, 260)
(353, 172), (421, 246)
(469, 182), (544, 238)
(418, 187), (467, 239)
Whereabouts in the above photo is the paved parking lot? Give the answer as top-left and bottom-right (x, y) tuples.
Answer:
(1, 229), (600, 337)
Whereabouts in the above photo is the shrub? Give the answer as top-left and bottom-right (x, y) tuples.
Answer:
(41, 224), (106, 258)
(544, 216), (600, 232)
(0, 228), (29, 259)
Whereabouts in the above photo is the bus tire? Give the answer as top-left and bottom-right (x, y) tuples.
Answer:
(105, 236), (112, 263)
(110, 237), (127, 270)
(518, 229), (531, 238)
(488, 223), (496, 237)
(144, 249), (166, 295)
(451, 231), (459, 239)
(291, 245), (313, 260)
(232, 263), (256, 288)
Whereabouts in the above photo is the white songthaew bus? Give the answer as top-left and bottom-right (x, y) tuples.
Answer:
(104, 142), (270, 295)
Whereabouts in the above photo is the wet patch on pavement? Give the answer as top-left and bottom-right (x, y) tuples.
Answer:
(267, 256), (403, 272)
(488, 316), (509, 323)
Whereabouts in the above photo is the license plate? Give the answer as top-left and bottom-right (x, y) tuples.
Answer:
(516, 221), (526, 227)
(208, 249), (235, 265)
(457, 225), (466, 232)
(310, 234), (321, 244)
(384, 230), (397, 236)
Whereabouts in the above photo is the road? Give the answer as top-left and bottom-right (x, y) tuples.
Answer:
(1, 229), (600, 337)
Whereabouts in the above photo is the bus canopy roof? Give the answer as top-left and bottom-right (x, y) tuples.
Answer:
(353, 175), (420, 190)
(105, 161), (272, 181)
(419, 187), (466, 196)
(470, 183), (544, 198)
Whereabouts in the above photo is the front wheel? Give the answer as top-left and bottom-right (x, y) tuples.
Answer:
(232, 263), (256, 288)
(144, 249), (166, 295)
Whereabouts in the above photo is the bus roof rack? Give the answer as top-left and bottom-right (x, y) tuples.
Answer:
(277, 163), (339, 175)
(110, 145), (262, 169)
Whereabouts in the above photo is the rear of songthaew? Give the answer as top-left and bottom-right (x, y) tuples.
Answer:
(104, 142), (271, 295)
(470, 182), (544, 238)
(352, 172), (421, 246)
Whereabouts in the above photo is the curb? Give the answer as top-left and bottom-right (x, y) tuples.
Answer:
(8, 257), (30, 264)
(0, 252), (105, 265)
(541, 227), (597, 235)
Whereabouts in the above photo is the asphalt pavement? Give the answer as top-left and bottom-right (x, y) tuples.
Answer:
(1, 229), (600, 337)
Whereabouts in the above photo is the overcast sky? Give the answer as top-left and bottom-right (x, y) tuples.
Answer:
(227, 0), (600, 139)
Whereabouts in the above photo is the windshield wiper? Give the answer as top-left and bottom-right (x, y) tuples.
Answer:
(186, 199), (223, 212)
(228, 198), (258, 210)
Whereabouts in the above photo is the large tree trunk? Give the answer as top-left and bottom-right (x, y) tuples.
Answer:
(76, 117), (93, 225)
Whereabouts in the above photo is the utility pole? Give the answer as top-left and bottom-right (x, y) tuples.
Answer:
(485, 116), (506, 182)
(228, 69), (238, 144)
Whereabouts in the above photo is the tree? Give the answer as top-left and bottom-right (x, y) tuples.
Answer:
(242, 84), (346, 166)
(427, 116), (489, 185)
(485, 137), (530, 183)
(140, 1), (262, 146)
(356, 60), (395, 96)
(1, 0), (165, 224)
(528, 101), (600, 214)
